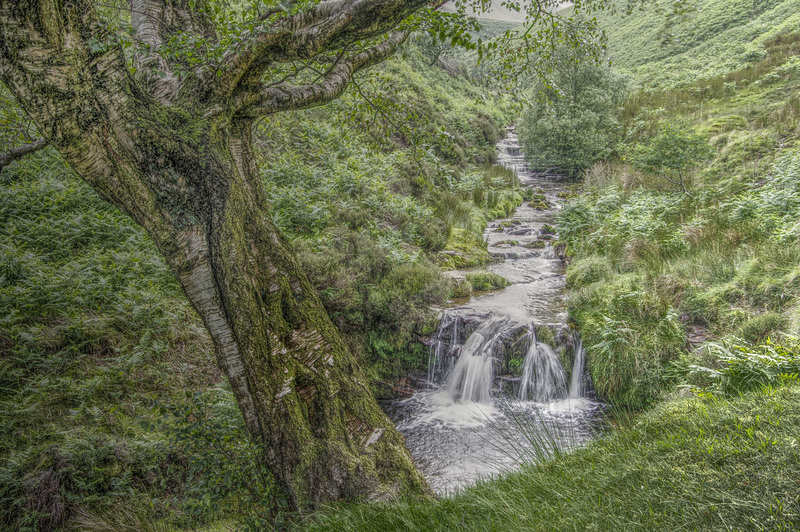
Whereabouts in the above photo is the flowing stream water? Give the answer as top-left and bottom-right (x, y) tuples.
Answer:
(385, 129), (600, 494)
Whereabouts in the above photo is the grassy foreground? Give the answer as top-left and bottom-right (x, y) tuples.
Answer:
(300, 385), (800, 531)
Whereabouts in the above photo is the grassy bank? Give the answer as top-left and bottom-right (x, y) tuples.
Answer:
(301, 384), (800, 531)
(556, 18), (800, 407)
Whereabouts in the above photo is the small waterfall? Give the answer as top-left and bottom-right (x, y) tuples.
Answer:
(569, 336), (586, 399)
(427, 313), (460, 385)
(444, 317), (508, 404)
(518, 329), (568, 402)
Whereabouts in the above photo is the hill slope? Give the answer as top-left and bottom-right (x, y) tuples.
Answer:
(597, 0), (800, 88)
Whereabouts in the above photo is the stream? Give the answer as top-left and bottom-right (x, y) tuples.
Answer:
(384, 130), (601, 494)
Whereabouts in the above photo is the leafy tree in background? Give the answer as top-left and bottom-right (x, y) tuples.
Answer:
(630, 125), (713, 193)
(0, 0), (621, 511)
(518, 45), (628, 177)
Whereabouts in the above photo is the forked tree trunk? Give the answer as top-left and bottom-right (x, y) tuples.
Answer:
(0, 0), (429, 511)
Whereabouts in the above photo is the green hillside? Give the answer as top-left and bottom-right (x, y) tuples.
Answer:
(5, 1), (800, 529)
(598, 0), (800, 88)
(303, 3), (800, 530)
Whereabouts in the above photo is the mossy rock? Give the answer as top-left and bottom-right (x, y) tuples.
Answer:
(522, 240), (546, 249)
(540, 224), (557, 235)
(449, 276), (474, 299)
(528, 200), (550, 210)
(464, 271), (511, 292)
(494, 240), (520, 246)
(496, 220), (522, 231)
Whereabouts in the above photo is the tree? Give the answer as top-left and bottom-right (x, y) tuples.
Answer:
(0, 0), (618, 512)
(629, 125), (713, 194)
(518, 44), (628, 177)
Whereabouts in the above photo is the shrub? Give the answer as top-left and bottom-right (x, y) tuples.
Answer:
(518, 46), (629, 177)
(690, 337), (800, 395)
(629, 125), (713, 194)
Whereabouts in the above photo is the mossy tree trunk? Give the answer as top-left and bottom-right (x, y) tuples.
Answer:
(0, 0), (432, 510)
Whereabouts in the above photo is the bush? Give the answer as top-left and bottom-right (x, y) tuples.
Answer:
(737, 312), (789, 343)
(518, 46), (628, 177)
(690, 337), (800, 395)
(628, 125), (713, 194)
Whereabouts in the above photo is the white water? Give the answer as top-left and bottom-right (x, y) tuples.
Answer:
(445, 317), (508, 404)
(427, 312), (460, 385)
(569, 336), (586, 399)
(519, 331), (568, 403)
(387, 129), (600, 494)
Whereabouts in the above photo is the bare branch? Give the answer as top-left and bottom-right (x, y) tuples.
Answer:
(217, 0), (431, 98)
(234, 31), (408, 118)
(0, 138), (48, 172)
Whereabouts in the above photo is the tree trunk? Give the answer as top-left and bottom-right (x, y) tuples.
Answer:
(173, 122), (430, 510)
(0, 0), (429, 511)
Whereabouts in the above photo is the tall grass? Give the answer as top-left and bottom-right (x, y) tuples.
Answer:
(299, 385), (800, 531)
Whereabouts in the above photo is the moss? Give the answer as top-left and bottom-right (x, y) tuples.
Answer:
(522, 240), (546, 249)
(465, 271), (511, 292)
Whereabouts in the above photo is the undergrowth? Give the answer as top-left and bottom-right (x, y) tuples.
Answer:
(559, 25), (800, 408)
(0, 36), (521, 529)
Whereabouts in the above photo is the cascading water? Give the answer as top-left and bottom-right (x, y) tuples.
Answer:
(518, 330), (568, 403)
(386, 128), (600, 494)
(427, 312), (460, 385)
(445, 317), (508, 403)
(569, 335), (586, 399)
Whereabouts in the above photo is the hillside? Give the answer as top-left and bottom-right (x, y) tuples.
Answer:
(560, 1), (800, 408)
(301, 3), (800, 530)
(5, 1), (800, 529)
(597, 0), (800, 89)
(0, 40), (518, 530)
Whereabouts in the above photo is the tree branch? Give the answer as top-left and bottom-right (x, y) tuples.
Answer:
(216, 0), (431, 99)
(0, 138), (48, 171)
(234, 30), (409, 118)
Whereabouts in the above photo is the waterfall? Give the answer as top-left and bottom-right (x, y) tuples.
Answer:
(518, 329), (568, 402)
(427, 313), (460, 384)
(444, 317), (508, 404)
(569, 336), (586, 399)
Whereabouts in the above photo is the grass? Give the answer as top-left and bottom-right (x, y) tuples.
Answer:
(595, 0), (800, 90)
(556, 23), (800, 408)
(299, 384), (800, 531)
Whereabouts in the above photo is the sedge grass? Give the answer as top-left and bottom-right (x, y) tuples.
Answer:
(299, 385), (800, 531)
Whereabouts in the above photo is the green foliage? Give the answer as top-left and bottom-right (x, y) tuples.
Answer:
(518, 46), (628, 177)
(737, 312), (790, 344)
(0, 153), (224, 531)
(256, 53), (520, 382)
(689, 337), (800, 395)
(0, 38), (522, 528)
(559, 25), (800, 409)
(154, 388), (288, 530)
(301, 384), (800, 531)
(595, 0), (800, 89)
(463, 271), (511, 292)
(629, 125), (714, 193)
